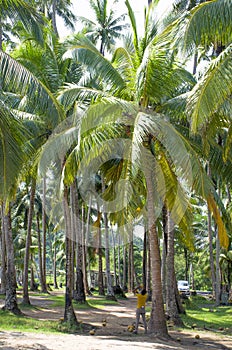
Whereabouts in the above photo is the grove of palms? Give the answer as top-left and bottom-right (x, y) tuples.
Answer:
(0, 0), (231, 342)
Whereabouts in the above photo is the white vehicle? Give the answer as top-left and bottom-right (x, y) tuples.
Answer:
(178, 280), (190, 295)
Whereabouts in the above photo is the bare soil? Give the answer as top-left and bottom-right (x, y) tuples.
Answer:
(0, 292), (231, 350)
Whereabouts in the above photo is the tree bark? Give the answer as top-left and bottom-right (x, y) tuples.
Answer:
(53, 231), (58, 289)
(22, 178), (36, 305)
(41, 176), (48, 293)
(142, 225), (147, 290)
(63, 186), (78, 325)
(103, 212), (115, 299)
(98, 220), (105, 295)
(3, 203), (21, 314)
(165, 213), (183, 326)
(146, 169), (168, 337)
(70, 183), (85, 303)
(123, 243), (127, 290)
(0, 204), (6, 294)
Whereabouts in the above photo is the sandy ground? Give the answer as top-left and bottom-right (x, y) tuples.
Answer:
(0, 292), (232, 350)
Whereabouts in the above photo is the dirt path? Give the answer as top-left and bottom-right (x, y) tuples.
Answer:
(0, 293), (231, 350)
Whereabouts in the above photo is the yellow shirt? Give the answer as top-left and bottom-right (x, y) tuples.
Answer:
(136, 293), (147, 308)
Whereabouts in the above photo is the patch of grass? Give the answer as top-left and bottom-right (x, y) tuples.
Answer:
(86, 296), (118, 309)
(181, 295), (232, 334)
(0, 310), (60, 333)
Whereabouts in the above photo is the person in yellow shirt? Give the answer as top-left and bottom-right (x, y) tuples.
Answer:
(133, 286), (148, 334)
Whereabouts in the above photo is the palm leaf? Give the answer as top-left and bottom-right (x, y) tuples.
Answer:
(64, 34), (126, 93)
(178, 0), (232, 53)
(0, 102), (28, 200)
(187, 44), (232, 132)
(0, 51), (64, 127)
(1, 0), (44, 45)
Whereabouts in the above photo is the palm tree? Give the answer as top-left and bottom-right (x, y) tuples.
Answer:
(79, 0), (128, 56)
(0, 0), (44, 50)
(170, 0), (232, 302)
(56, 0), (230, 337)
(32, 0), (76, 37)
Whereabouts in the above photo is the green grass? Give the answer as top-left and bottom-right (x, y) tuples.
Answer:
(181, 295), (232, 334)
(0, 310), (60, 334)
(86, 296), (118, 309)
(0, 293), (118, 334)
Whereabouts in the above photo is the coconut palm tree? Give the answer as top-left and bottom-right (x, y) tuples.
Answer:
(32, 0), (76, 37)
(0, 0), (44, 49)
(78, 0), (128, 56)
(56, 0), (231, 337)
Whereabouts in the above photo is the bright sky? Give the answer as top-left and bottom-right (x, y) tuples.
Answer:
(58, 0), (175, 38)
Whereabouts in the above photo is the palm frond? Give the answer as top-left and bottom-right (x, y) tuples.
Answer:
(0, 102), (28, 200)
(0, 51), (64, 127)
(2, 0), (44, 45)
(178, 0), (232, 54)
(64, 34), (126, 93)
(187, 44), (232, 132)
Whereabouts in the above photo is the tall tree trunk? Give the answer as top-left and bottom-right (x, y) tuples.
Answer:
(161, 205), (168, 301)
(128, 239), (134, 292)
(142, 225), (147, 290)
(3, 203), (21, 314)
(84, 197), (91, 295)
(117, 234), (121, 286)
(112, 231), (117, 285)
(146, 232), (152, 301)
(215, 226), (221, 305)
(184, 248), (189, 280)
(103, 212), (115, 300)
(36, 211), (46, 292)
(146, 169), (168, 337)
(165, 213), (183, 326)
(70, 183), (85, 303)
(41, 177), (48, 293)
(207, 166), (216, 296)
(63, 186), (78, 325)
(30, 265), (36, 291)
(98, 218), (105, 296)
(207, 219), (215, 294)
(22, 178), (36, 304)
(53, 230), (58, 289)
(0, 204), (6, 294)
(123, 243), (127, 291)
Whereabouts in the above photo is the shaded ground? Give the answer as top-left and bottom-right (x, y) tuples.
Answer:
(0, 292), (232, 350)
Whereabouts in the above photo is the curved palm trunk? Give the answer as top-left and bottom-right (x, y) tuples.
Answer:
(146, 169), (168, 337)
(63, 186), (78, 325)
(22, 178), (36, 305)
(3, 203), (21, 314)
